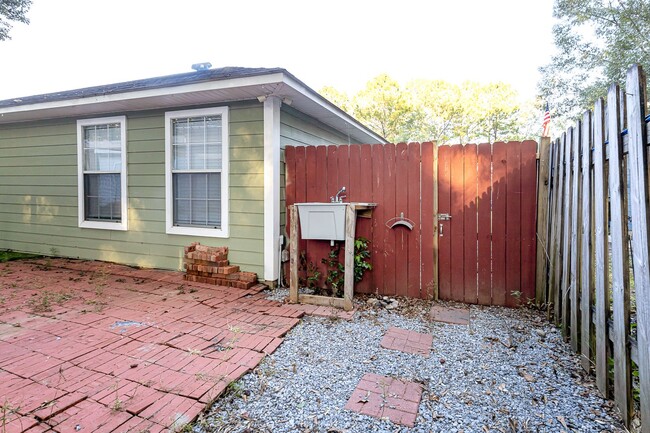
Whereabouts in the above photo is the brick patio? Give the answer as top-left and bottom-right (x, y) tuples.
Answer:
(0, 258), (303, 433)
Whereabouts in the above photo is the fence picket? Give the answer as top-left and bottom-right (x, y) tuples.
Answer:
(492, 142), (508, 306)
(570, 123), (582, 350)
(625, 65), (650, 432)
(580, 111), (592, 371)
(552, 135), (567, 323)
(464, 144), (478, 304)
(506, 142), (522, 307)
(536, 137), (552, 304)
(607, 83), (633, 425)
(521, 141), (538, 302)
(592, 98), (610, 395)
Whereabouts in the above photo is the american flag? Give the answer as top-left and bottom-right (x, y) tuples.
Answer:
(542, 102), (551, 137)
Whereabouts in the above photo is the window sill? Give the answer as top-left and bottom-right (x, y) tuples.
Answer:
(166, 225), (229, 238)
(79, 220), (128, 231)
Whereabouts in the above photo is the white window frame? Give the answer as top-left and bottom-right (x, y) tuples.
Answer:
(76, 116), (128, 231)
(165, 106), (229, 238)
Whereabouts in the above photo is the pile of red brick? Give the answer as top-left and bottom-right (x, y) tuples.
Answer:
(184, 243), (259, 289)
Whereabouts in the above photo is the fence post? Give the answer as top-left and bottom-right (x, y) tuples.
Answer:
(580, 111), (592, 371)
(536, 137), (552, 304)
(607, 82), (633, 425)
(592, 98), (610, 396)
(625, 64), (650, 432)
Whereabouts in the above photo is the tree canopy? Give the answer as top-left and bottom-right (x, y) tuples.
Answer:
(538, 0), (650, 123)
(322, 74), (537, 144)
(0, 0), (32, 41)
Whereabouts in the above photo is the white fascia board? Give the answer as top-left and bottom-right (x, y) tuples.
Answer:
(0, 73), (286, 116)
(263, 96), (282, 282)
(281, 75), (387, 144)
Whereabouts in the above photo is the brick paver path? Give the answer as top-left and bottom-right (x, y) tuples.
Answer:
(380, 326), (433, 357)
(344, 373), (423, 427)
(0, 259), (302, 433)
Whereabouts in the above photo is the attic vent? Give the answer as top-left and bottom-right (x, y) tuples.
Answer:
(191, 62), (212, 71)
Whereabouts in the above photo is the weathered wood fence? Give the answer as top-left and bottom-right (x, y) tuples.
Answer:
(537, 64), (650, 430)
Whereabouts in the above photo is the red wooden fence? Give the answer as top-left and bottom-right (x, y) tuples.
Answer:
(437, 141), (537, 306)
(285, 141), (538, 305)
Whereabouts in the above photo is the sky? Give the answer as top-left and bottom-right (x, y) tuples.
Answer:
(0, 0), (556, 102)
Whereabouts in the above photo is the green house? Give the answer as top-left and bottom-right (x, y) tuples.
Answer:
(0, 67), (385, 283)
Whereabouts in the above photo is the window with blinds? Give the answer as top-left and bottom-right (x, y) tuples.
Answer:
(76, 116), (127, 230)
(165, 107), (229, 237)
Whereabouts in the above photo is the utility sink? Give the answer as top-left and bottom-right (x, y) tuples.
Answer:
(295, 202), (377, 241)
(296, 203), (347, 241)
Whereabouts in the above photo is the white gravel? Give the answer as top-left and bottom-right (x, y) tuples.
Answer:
(196, 291), (626, 433)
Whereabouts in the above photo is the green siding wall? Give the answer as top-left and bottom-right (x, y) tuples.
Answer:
(0, 102), (265, 275)
(279, 106), (351, 236)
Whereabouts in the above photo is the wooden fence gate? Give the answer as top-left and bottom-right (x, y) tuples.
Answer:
(285, 141), (538, 306)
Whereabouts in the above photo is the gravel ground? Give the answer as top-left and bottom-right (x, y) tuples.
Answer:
(195, 291), (627, 433)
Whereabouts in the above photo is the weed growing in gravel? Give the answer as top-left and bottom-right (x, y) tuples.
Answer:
(225, 381), (243, 398)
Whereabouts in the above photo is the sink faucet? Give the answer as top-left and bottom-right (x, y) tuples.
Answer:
(331, 186), (346, 203)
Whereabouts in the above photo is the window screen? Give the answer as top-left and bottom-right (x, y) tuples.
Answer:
(82, 123), (122, 222)
(171, 116), (222, 228)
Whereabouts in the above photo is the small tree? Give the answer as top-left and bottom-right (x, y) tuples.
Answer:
(1, 0), (32, 41)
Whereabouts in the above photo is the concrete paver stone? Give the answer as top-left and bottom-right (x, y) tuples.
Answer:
(429, 304), (470, 325)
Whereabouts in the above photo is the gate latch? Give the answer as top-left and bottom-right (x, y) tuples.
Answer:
(438, 213), (452, 221)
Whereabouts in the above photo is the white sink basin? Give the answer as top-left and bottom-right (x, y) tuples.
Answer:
(295, 203), (347, 241)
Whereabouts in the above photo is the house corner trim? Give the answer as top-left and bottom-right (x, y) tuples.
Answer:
(263, 96), (282, 281)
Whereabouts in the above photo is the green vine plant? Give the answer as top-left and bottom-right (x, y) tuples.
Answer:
(321, 237), (373, 298)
